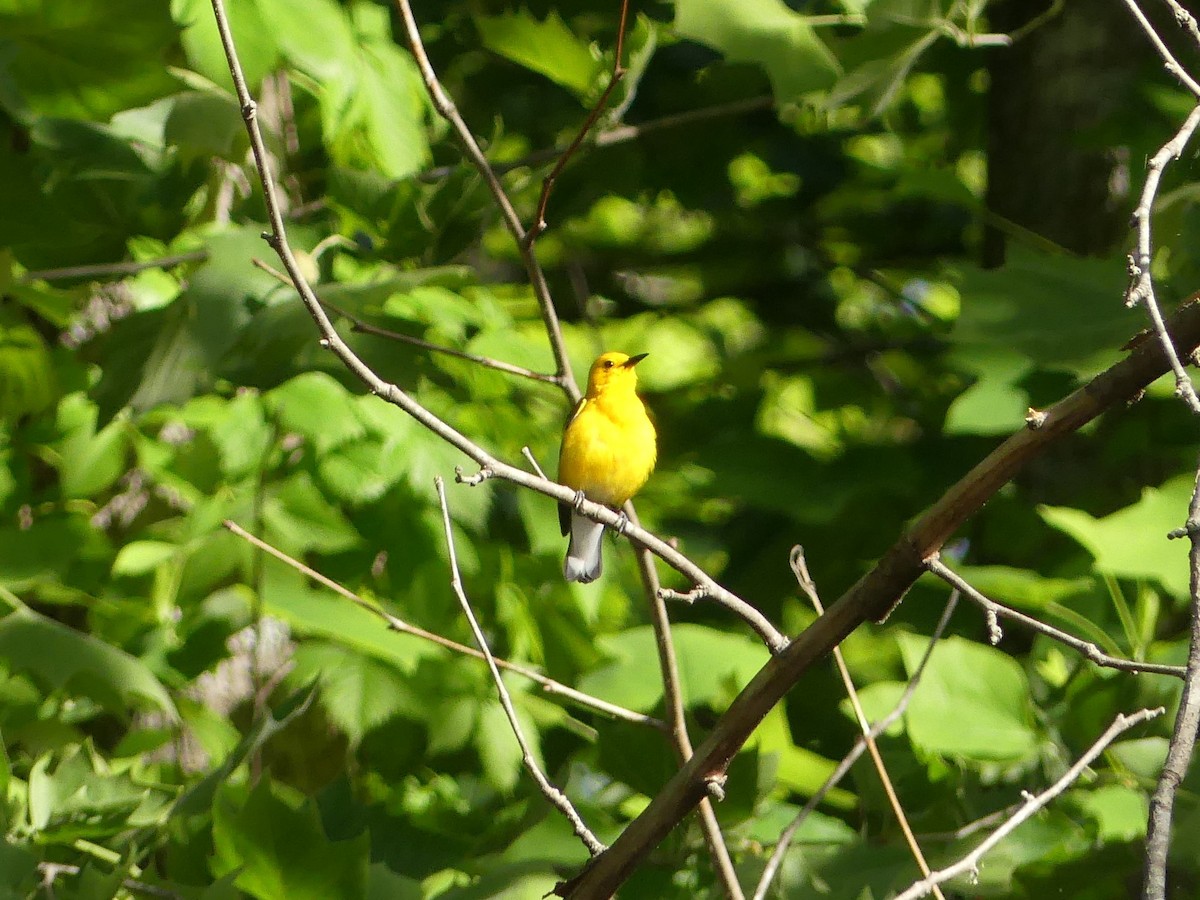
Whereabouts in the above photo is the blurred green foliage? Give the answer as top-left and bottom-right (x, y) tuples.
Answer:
(0, 0), (1198, 897)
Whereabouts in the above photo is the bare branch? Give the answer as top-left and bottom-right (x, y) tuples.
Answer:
(751, 590), (959, 900)
(527, 0), (632, 241)
(789, 548), (946, 900)
(223, 520), (665, 731)
(557, 297), (1200, 898)
(390, 0), (577, 399)
(1159, 0), (1200, 48)
(1123, 101), (1200, 413)
(522, 446), (549, 480)
(417, 96), (774, 184)
(38, 863), (181, 900)
(1122, 0), (1200, 97)
(208, 0), (785, 652)
(1143, 458), (1200, 899)
(21, 250), (207, 283)
(435, 476), (605, 856)
(251, 257), (563, 386)
(1123, 0), (1200, 417)
(626, 504), (745, 900)
(895, 708), (1165, 900)
(927, 557), (1186, 679)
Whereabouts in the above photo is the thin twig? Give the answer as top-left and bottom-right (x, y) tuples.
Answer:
(895, 708), (1164, 900)
(927, 557), (1186, 679)
(1122, 101), (1200, 412)
(223, 520), (665, 730)
(1143, 458), (1200, 899)
(788, 548), (945, 900)
(417, 96), (774, 183)
(1122, 0), (1200, 416)
(554, 298), (1200, 899)
(527, 0), (632, 242)
(251, 258), (562, 386)
(1122, 0), (1200, 97)
(210, 0), (783, 651)
(391, 0), (578, 400)
(435, 476), (605, 856)
(752, 591), (959, 900)
(37, 863), (182, 900)
(917, 805), (1019, 842)
(21, 251), (208, 283)
(1159, 0), (1200, 48)
(522, 446), (549, 479)
(626, 504), (745, 900)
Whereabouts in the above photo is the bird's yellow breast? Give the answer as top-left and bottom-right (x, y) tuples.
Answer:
(559, 391), (657, 507)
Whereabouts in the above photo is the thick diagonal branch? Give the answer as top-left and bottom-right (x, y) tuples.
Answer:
(556, 297), (1200, 898)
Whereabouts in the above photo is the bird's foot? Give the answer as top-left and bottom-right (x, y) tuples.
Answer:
(572, 490), (587, 511)
(613, 511), (630, 535)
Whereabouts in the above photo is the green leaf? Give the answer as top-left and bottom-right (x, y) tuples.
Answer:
(1070, 784), (1148, 843)
(261, 562), (438, 673)
(827, 25), (939, 117)
(673, 0), (840, 103)
(951, 565), (1092, 611)
(291, 642), (410, 744)
(266, 372), (364, 457)
(256, 0), (429, 178)
(951, 249), (1136, 374)
(263, 472), (362, 555)
(0, 0), (177, 120)
(896, 633), (1037, 762)
(53, 394), (128, 498)
(943, 350), (1034, 435)
(0, 516), (86, 588)
(0, 313), (57, 421)
(112, 540), (178, 577)
(1040, 476), (1193, 599)
(211, 778), (369, 900)
(172, 684), (316, 819)
(165, 91), (245, 161)
(0, 607), (176, 718)
(174, 0), (281, 92)
(475, 10), (603, 100)
(27, 743), (174, 842)
(474, 694), (533, 794)
(580, 624), (770, 713)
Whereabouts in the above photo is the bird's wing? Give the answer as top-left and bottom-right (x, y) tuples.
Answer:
(558, 397), (588, 536)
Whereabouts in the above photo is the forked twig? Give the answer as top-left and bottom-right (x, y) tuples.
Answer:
(894, 708), (1164, 900)
(626, 504), (745, 900)
(927, 557), (1186, 678)
(435, 476), (605, 857)
(391, 0), (577, 399)
(208, 0), (787, 653)
(1119, 0), (1200, 410)
(223, 520), (665, 730)
(527, 0), (633, 242)
(1144, 457), (1200, 900)
(252, 258), (562, 386)
(751, 590), (958, 900)
(789, 548), (945, 900)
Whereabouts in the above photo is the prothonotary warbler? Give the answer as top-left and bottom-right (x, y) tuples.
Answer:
(558, 351), (657, 583)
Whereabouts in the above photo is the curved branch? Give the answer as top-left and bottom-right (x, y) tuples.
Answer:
(207, 0), (784, 653)
(391, 0), (578, 400)
(556, 296), (1200, 898)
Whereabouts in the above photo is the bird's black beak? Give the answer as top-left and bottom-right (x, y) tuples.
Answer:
(623, 353), (648, 368)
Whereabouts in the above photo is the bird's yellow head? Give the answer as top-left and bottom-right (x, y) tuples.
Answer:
(585, 351), (647, 397)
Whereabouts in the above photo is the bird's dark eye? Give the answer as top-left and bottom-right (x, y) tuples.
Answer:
(603, 360), (614, 369)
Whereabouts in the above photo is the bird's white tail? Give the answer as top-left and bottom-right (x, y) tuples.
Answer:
(563, 513), (605, 583)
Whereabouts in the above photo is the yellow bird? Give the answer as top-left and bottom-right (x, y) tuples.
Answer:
(558, 351), (657, 583)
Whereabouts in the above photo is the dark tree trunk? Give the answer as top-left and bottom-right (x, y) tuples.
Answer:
(984, 0), (1143, 265)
